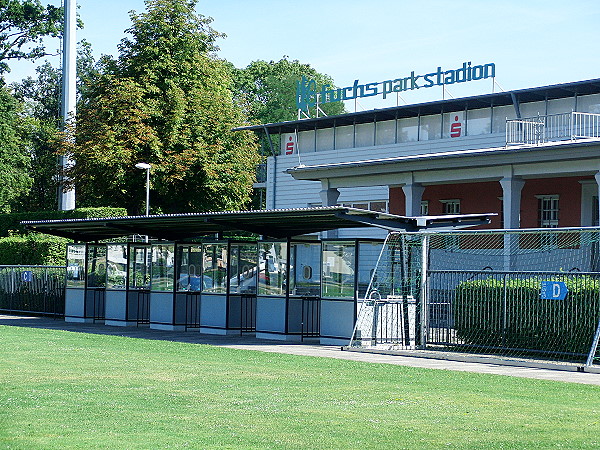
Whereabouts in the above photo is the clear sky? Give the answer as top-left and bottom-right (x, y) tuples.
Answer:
(6, 0), (600, 110)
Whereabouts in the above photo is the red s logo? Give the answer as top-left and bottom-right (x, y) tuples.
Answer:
(450, 115), (461, 138)
(285, 136), (295, 155)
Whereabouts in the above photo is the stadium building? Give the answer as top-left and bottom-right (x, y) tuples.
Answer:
(242, 77), (600, 234)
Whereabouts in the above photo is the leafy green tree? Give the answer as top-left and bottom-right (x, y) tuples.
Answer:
(0, 85), (31, 211)
(231, 57), (347, 127)
(63, 0), (260, 215)
(9, 41), (97, 212)
(0, 0), (63, 74)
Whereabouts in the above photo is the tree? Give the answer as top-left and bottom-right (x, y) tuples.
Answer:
(0, 0), (63, 74)
(231, 57), (347, 127)
(9, 40), (97, 212)
(63, 0), (260, 215)
(0, 85), (31, 211)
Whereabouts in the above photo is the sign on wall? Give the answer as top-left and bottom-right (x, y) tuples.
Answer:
(297, 61), (496, 110)
(282, 134), (296, 155)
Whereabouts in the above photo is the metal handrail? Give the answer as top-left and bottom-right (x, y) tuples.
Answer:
(506, 111), (600, 146)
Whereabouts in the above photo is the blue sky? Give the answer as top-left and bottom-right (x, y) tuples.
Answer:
(6, 0), (600, 110)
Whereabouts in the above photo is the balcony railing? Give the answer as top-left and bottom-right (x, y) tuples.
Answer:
(506, 111), (600, 146)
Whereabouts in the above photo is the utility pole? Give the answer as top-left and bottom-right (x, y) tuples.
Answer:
(58, 0), (76, 210)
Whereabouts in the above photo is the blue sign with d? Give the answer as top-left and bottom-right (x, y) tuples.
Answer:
(540, 281), (568, 300)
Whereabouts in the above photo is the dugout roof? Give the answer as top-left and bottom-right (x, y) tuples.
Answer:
(22, 207), (493, 242)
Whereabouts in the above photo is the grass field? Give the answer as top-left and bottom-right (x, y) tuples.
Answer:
(1, 325), (600, 449)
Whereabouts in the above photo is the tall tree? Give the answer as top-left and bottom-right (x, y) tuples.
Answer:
(63, 0), (259, 214)
(0, 85), (31, 211)
(0, 0), (62, 75)
(231, 57), (347, 127)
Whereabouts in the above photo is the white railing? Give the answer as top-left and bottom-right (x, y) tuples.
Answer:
(506, 111), (600, 145)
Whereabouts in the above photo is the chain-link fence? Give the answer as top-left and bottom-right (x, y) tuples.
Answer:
(0, 266), (66, 318)
(350, 229), (600, 368)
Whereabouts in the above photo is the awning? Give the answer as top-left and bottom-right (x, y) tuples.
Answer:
(22, 207), (494, 242)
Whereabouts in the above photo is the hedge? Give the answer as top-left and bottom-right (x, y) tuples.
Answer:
(0, 234), (69, 265)
(454, 277), (600, 356)
(0, 207), (128, 237)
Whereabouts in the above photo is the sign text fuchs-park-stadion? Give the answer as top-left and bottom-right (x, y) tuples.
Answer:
(296, 61), (496, 110)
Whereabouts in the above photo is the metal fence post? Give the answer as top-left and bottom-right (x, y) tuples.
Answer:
(502, 272), (508, 349)
(420, 234), (429, 350)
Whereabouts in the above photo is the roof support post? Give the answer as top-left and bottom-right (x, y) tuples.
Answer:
(402, 183), (425, 216)
(499, 176), (525, 229)
(319, 182), (340, 207)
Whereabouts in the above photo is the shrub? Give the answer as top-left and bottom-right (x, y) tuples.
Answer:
(0, 234), (69, 265)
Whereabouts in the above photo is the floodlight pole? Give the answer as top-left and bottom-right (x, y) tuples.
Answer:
(58, 0), (76, 210)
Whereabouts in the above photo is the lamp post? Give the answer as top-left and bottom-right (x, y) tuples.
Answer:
(135, 163), (151, 216)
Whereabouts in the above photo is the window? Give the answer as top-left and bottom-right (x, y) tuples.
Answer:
(537, 195), (559, 228)
(441, 199), (461, 215)
(420, 201), (429, 215)
(341, 200), (389, 213)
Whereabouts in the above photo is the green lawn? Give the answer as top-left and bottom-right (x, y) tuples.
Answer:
(1, 326), (599, 449)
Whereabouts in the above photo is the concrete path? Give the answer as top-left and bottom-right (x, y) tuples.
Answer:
(2, 314), (600, 386)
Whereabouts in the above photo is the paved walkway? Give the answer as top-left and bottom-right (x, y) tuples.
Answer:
(2, 314), (600, 386)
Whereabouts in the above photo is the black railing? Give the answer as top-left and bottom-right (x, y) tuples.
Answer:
(0, 266), (65, 318)
(301, 297), (320, 340)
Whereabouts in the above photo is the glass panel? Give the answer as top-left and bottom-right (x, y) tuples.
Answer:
(322, 241), (355, 299)
(355, 122), (374, 147)
(466, 107), (491, 135)
(202, 243), (227, 293)
(335, 125), (354, 149)
(375, 120), (396, 145)
(176, 245), (203, 292)
(492, 104), (517, 134)
(129, 245), (150, 290)
(397, 117), (418, 142)
(106, 244), (127, 290)
(419, 114), (441, 140)
(316, 128), (334, 151)
(547, 97), (575, 115)
(258, 242), (287, 296)
(229, 243), (257, 294)
(66, 244), (86, 288)
(151, 244), (175, 292)
(443, 111), (464, 139)
(519, 101), (546, 118)
(86, 245), (106, 288)
(357, 241), (384, 299)
(298, 130), (315, 152)
(290, 243), (320, 297)
(577, 94), (600, 113)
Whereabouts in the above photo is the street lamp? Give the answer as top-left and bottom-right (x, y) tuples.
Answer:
(135, 162), (151, 216)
